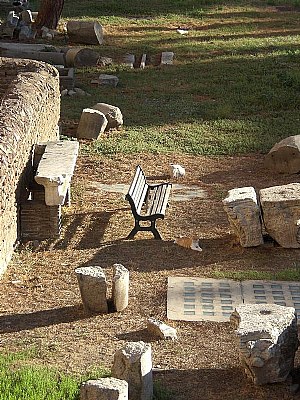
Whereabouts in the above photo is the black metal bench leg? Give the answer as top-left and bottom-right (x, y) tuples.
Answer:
(126, 220), (140, 239)
(151, 221), (162, 240)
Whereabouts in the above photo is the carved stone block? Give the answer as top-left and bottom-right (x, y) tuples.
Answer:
(222, 187), (264, 247)
(260, 183), (300, 248)
(231, 303), (299, 385)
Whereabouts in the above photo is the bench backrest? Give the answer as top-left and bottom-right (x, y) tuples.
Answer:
(126, 165), (148, 214)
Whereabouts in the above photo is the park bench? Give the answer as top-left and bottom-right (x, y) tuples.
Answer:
(125, 165), (172, 240)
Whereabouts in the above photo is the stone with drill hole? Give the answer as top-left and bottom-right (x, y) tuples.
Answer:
(231, 303), (299, 385)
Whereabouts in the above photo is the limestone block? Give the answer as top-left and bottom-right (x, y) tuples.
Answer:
(112, 263), (129, 311)
(67, 20), (104, 45)
(98, 74), (119, 87)
(222, 187), (264, 247)
(160, 52), (174, 65)
(77, 108), (108, 139)
(260, 183), (300, 248)
(34, 141), (79, 206)
(80, 378), (128, 400)
(134, 54), (146, 69)
(147, 318), (177, 340)
(92, 103), (123, 130)
(112, 341), (153, 400)
(264, 135), (300, 174)
(231, 303), (299, 385)
(75, 266), (108, 314)
(124, 54), (135, 68)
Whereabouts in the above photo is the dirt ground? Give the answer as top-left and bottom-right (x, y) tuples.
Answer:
(1, 151), (300, 399)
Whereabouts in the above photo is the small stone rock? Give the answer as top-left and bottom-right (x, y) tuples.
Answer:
(147, 318), (177, 340)
(73, 87), (86, 96)
(98, 74), (119, 87)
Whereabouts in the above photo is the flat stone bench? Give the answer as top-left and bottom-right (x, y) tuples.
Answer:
(34, 140), (79, 206)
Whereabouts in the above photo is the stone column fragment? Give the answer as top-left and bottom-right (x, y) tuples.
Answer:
(75, 266), (108, 313)
(112, 341), (153, 400)
(231, 303), (299, 385)
(80, 378), (128, 400)
(77, 108), (108, 139)
(260, 183), (300, 248)
(264, 135), (300, 174)
(222, 187), (263, 247)
(112, 263), (129, 312)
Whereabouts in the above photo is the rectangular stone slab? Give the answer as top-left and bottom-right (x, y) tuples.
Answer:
(34, 140), (79, 206)
(167, 277), (300, 323)
(242, 280), (300, 318)
(167, 277), (243, 322)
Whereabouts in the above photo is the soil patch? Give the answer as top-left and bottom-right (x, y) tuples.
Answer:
(1, 152), (300, 399)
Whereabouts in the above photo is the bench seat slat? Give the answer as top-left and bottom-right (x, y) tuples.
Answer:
(147, 184), (171, 216)
(128, 166), (148, 213)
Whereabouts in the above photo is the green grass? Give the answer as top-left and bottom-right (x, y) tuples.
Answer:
(213, 266), (300, 281)
(2, 1), (300, 157)
(0, 348), (173, 400)
(0, 349), (109, 400)
(54, 1), (300, 156)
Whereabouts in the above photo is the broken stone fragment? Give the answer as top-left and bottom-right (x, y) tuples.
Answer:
(123, 53), (135, 68)
(259, 183), (300, 248)
(160, 51), (174, 65)
(75, 266), (108, 314)
(112, 263), (129, 311)
(77, 108), (108, 139)
(231, 303), (299, 385)
(92, 103), (123, 130)
(147, 318), (177, 340)
(264, 135), (300, 174)
(80, 378), (128, 400)
(34, 140), (79, 206)
(112, 341), (153, 400)
(222, 186), (264, 247)
(98, 74), (119, 87)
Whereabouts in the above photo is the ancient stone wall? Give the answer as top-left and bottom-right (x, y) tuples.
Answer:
(0, 57), (60, 273)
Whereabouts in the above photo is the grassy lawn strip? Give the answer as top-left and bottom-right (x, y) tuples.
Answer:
(0, 349), (109, 400)
(0, 349), (172, 400)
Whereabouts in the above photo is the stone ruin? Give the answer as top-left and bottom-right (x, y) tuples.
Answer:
(231, 303), (299, 385)
(223, 183), (300, 248)
(0, 57), (60, 274)
(80, 341), (153, 400)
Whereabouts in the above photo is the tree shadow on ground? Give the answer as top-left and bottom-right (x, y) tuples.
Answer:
(116, 328), (158, 343)
(51, 210), (122, 250)
(78, 235), (294, 272)
(0, 304), (89, 333)
(153, 367), (292, 400)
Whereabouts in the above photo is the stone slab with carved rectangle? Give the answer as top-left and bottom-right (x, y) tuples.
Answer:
(167, 277), (300, 323)
(167, 277), (243, 322)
